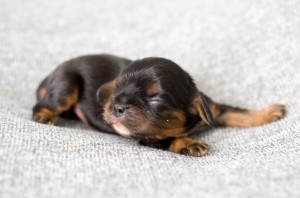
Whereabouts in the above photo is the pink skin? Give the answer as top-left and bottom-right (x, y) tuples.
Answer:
(73, 104), (89, 125)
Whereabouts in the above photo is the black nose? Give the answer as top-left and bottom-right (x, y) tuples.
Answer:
(113, 104), (130, 117)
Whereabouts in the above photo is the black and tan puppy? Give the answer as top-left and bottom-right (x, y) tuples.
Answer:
(32, 54), (286, 157)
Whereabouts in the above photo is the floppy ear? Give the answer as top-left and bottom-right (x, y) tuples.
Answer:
(192, 95), (214, 127)
(96, 80), (116, 105)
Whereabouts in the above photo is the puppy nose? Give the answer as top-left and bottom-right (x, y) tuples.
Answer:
(113, 104), (130, 117)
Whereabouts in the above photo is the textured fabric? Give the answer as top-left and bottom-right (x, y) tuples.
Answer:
(0, 0), (300, 197)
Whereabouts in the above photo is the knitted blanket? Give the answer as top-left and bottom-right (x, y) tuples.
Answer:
(0, 0), (299, 197)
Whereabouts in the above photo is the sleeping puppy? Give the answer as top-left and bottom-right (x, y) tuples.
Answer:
(32, 54), (286, 157)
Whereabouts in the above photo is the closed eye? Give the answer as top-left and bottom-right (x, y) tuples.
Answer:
(148, 97), (169, 113)
(148, 95), (163, 104)
(146, 92), (160, 98)
(149, 99), (161, 105)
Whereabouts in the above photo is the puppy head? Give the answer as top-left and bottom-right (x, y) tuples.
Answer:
(98, 57), (213, 142)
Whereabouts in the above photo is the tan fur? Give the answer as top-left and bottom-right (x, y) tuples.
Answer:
(56, 88), (79, 114)
(146, 83), (161, 96)
(192, 97), (212, 126)
(98, 80), (116, 104)
(208, 104), (220, 119)
(154, 110), (187, 139)
(168, 137), (209, 157)
(32, 108), (55, 125)
(216, 104), (286, 127)
(37, 88), (47, 101)
(33, 87), (79, 125)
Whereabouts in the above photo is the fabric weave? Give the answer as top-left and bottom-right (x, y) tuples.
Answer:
(0, 0), (300, 197)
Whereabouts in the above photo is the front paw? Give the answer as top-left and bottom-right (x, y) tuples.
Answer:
(180, 142), (209, 157)
(168, 137), (210, 157)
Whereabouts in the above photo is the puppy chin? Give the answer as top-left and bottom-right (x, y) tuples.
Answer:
(112, 121), (132, 138)
(103, 107), (132, 138)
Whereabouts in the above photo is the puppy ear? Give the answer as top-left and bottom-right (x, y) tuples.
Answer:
(192, 95), (214, 127)
(96, 80), (116, 105)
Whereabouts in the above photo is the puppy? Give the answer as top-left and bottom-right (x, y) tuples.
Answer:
(32, 54), (286, 157)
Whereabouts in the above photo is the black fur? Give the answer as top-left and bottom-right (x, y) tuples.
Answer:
(32, 54), (283, 156)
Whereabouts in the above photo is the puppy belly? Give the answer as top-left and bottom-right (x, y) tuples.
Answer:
(74, 104), (89, 125)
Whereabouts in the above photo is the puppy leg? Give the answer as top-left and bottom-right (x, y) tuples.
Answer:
(142, 137), (209, 157)
(32, 76), (79, 125)
(211, 103), (287, 127)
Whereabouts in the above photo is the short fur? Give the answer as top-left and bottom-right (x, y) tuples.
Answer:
(32, 54), (286, 157)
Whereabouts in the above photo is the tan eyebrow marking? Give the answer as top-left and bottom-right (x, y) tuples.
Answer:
(146, 83), (161, 96)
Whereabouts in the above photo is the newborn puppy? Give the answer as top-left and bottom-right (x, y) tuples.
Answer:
(32, 54), (286, 157)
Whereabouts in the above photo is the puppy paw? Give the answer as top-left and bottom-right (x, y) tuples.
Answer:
(168, 137), (209, 157)
(265, 104), (287, 123)
(33, 114), (55, 125)
(180, 142), (209, 157)
(32, 108), (56, 125)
